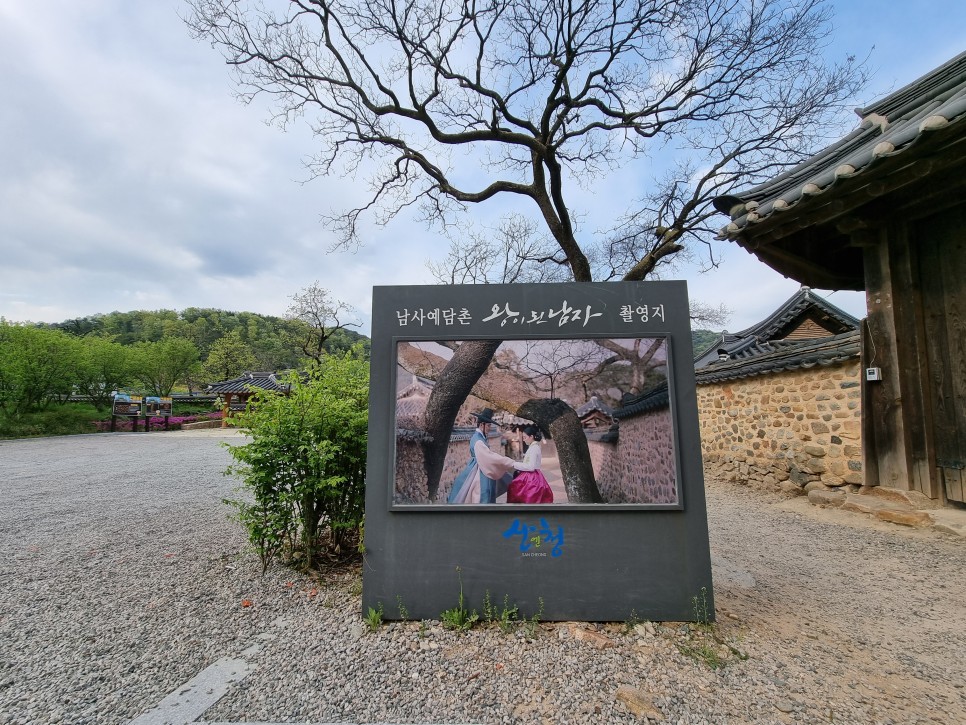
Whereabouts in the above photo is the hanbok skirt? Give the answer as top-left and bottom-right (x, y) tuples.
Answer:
(507, 470), (553, 504)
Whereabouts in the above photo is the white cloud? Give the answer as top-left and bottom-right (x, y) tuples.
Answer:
(0, 0), (955, 336)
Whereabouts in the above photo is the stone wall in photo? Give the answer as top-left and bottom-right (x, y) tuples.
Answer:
(588, 406), (676, 504)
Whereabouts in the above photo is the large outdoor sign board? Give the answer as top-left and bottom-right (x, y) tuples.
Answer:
(363, 281), (714, 621)
(145, 396), (173, 417)
(112, 395), (172, 417)
(112, 394), (144, 417)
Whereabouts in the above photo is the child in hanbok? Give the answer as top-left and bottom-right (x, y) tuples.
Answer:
(508, 425), (554, 504)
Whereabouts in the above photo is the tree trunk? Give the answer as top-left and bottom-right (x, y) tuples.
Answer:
(517, 397), (602, 503)
(422, 340), (502, 500)
(301, 491), (318, 570)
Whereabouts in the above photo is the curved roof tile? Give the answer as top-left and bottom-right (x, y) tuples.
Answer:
(613, 382), (670, 419)
(715, 51), (966, 237)
(576, 395), (614, 418)
(694, 287), (858, 369)
(206, 371), (295, 394)
(694, 331), (860, 384)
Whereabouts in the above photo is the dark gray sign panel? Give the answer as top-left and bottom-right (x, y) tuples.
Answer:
(363, 281), (713, 621)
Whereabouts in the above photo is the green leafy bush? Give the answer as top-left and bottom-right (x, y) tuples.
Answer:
(225, 350), (369, 571)
(0, 322), (82, 415)
(0, 403), (101, 439)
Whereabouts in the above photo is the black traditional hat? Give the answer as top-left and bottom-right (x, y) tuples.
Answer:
(472, 407), (498, 425)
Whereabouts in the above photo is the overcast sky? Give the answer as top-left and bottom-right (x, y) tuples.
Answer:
(2, 1), (963, 335)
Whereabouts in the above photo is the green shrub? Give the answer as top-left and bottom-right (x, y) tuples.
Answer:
(0, 403), (100, 439)
(225, 350), (369, 572)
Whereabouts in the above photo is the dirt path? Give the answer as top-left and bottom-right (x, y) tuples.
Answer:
(1, 432), (963, 723)
(705, 480), (965, 723)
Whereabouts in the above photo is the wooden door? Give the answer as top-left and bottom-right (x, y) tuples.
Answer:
(916, 205), (966, 503)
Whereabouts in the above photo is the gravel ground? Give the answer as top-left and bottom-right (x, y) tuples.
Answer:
(1, 430), (963, 725)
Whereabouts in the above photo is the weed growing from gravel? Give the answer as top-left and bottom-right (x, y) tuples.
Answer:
(396, 595), (409, 622)
(522, 597), (544, 638)
(482, 591), (521, 634)
(623, 609), (643, 633)
(691, 587), (713, 630)
(676, 587), (747, 669)
(365, 602), (384, 632)
(440, 567), (479, 631)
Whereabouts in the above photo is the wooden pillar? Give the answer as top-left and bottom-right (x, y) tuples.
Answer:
(862, 232), (911, 490)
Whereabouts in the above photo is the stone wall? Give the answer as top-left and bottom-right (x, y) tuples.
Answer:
(588, 407), (677, 504)
(696, 361), (863, 495)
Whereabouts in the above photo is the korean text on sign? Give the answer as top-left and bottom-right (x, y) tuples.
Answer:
(395, 308), (472, 326)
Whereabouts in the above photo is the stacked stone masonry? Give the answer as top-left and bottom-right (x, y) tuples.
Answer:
(696, 362), (863, 494)
(588, 408), (677, 504)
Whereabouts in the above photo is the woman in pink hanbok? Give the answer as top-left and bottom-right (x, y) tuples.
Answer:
(508, 425), (554, 504)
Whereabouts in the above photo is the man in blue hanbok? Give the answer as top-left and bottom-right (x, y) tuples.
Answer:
(447, 408), (516, 504)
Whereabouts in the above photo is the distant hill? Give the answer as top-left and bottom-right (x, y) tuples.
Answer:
(40, 309), (717, 370)
(691, 329), (721, 357)
(41, 308), (369, 372)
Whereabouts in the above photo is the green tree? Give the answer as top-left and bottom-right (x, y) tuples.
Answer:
(131, 337), (202, 396)
(0, 322), (82, 415)
(75, 337), (135, 411)
(203, 330), (259, 382)
(226, 350), (369, 571)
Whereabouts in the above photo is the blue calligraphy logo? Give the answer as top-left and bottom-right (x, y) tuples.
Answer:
(502, 518), (565, 557)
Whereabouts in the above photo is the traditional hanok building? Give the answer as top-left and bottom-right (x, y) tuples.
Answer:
(694, 287), (859, 370)
(714, 51), (966, 506)
(576, 395), (615, 429)
(394, 367), (435, 425)
(206, 371), (294, 426)
(694, 288), (862, 494)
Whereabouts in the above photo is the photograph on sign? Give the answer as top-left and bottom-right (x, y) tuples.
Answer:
(112, 394), (143, 417)
(392, 336), (678, 507)
(142, 396), (174, 417)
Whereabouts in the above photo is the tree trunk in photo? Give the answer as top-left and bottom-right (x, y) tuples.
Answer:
(517, 398), (603, 503)
(422, 339), (502, 500)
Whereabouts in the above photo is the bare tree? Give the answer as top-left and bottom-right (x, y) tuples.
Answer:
(188, 0), (867, 281)
(286, 282), (358, 363)
(689, 300), (730, 329)
(510, 339), (606, 399)
(189, 0), (864, 501)
(427, 215), (571, 284)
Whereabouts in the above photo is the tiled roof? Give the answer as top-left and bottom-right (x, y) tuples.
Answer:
(613, 382), (670, 419)
(206, 371), (294, 394)
(714, 50), (966, 240)
(585, 425), (619, 443)
(694, 330), (860, 384)
(395, 378), (435, 420)
(576, 395), (614, 418)
(694, 287), (859, 369)
(396, 427), (433, 443)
